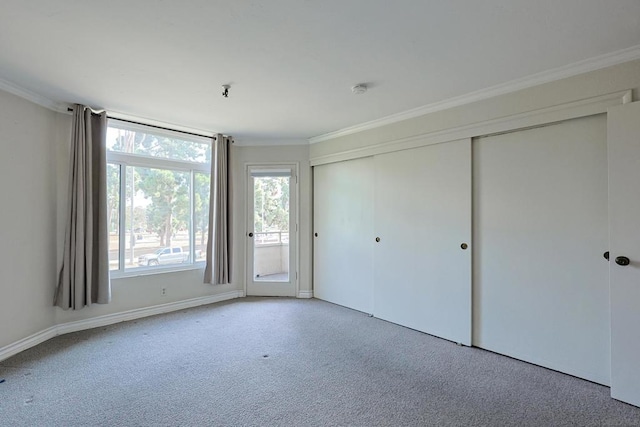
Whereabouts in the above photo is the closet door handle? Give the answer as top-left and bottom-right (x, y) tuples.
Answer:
(615, 256), (630, 266)
(604, 251), (610, 261)
(248, 232), (254, 238)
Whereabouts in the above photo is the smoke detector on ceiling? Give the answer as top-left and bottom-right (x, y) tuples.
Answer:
(351, 84), (367, 95)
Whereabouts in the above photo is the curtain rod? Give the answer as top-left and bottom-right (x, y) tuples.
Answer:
(108, 117), (217, 140)
(66, 107), (217, 140)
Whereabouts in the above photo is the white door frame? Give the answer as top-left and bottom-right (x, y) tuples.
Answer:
(245, 162), (299, 297)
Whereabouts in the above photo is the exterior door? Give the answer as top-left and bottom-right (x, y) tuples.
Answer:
(608, 101), (640, 407)
(246, 165), (297, 297)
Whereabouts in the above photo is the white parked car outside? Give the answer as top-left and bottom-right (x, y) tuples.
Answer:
(138, 247), (188, 266)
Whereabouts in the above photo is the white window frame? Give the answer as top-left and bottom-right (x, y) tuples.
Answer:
(106, 123), (212, 278)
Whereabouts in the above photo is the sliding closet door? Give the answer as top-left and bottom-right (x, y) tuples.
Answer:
(313, 158), (374, 313)
(373, 139), (472, 345)
(608, 101), (640, 407)
(473, 114), (609, 385)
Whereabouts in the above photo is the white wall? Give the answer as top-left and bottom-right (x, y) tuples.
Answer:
(232, 145), (312, 296)
(0, 89), (57, 348)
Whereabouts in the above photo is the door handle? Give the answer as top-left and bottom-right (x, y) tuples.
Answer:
(604, 251), (610, 261)
(615, 256), (630, 266)
(248, 232), (254, 237)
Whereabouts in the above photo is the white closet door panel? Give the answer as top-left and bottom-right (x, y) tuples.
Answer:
(473, 114), (609, 385)
(374, 139), (471, 345)
(313, 158), (374, 313)
(608, 101), (640, 407)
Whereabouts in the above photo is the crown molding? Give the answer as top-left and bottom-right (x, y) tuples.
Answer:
(233, 137), (309, 147)
(309, 44), (640, 144)
(0, 77), (69, 113)
(310, 90), (630, 166)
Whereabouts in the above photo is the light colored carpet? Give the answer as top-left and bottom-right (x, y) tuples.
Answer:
(1, 297), (639, 426)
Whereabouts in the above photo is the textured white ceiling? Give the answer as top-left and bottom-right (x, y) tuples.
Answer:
(1, 0), (639, 144)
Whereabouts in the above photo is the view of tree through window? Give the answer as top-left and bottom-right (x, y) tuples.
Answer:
(106, 124), (211, 272)
(252, 175), (290, 281)
(253, 176), (290, 244)
(107, 127), (210, 163)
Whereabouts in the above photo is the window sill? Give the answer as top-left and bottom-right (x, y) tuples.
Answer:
(110, 263), (205, 280)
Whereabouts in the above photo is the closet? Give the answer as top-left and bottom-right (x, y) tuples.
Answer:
(312, 97), (640, 406)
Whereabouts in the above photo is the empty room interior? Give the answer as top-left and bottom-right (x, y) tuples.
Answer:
(1, 1), (640, 425)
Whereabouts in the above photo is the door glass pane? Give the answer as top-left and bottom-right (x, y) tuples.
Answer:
(253, 176), (290, 281)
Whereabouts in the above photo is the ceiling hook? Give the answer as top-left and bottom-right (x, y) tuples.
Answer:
(222, 85), (230, 98)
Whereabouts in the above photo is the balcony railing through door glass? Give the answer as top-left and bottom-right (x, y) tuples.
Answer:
(253, 176), (290, 282)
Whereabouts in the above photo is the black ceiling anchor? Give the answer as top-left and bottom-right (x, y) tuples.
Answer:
(222, 85), (230, 98)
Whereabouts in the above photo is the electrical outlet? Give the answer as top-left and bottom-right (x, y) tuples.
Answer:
(161, 287), (167, 296)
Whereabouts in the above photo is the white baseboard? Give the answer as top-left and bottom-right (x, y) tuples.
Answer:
(0, 326), (58, 363)
(56, 291), (243, 335)
(0, 290), (243, 363)
(298, 290), (313, 299)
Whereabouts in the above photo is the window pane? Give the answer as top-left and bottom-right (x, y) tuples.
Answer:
(107, 164), (120, 270)
(124, 166), (192, 269)
(106, 125), (211, 163)
(194, 172), (210, 262)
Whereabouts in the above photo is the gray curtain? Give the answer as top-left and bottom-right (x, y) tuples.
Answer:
(55, 105), (111, 309)
(204, 134), (232, 284)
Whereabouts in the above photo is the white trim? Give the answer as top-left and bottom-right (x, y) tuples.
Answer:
(233, 137), (308, 147)
(56, 291), (242, 335)
(0, 77), (217, 136)
(310, 90), (631, 166)
(297, 291), (313, 299)
(0, 327), (58, 363)
(0, 291), (242, 363)
(2, 45), (638, 146)
(109, 263), (205, 280)
(0, 77), (68, 112)
(309, 45), (640, 144)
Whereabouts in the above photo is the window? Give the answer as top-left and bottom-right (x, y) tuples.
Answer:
(106, 121), (211, 275)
